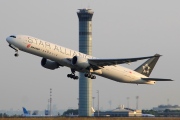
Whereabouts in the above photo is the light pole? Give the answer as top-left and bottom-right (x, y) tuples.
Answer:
(108, 100), (112, 110)
(48, 99), (50, 115)
(127, 97), (129, 108)
(18, 109), (19, 116)
(97, 90), (99, 116)
(167, 98), (169, 105)
(50, 88), (52, 116)
(77, 98), (79, 108)
(92, 97), (95, 109)
(136, 96), (139, 110)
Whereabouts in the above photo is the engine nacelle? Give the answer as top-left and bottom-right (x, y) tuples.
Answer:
(72, 56), (90, 69)
(41, 58), (59, 70)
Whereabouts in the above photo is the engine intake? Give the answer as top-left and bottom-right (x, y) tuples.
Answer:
(72, 56), (90, 69)
(41, 58), (59, 70)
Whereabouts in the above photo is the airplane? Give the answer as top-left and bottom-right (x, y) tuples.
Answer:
(22, 107), (55, 117)
(6, 35), (173, 84)
(22, 107), (30, 117)
(142, 114), (155, 117)
(22, 107), (44, 117)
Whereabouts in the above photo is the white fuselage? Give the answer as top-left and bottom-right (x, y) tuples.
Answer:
(6, 35), (155, 84)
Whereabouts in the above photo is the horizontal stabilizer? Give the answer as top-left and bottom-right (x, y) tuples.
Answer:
(142, 78), (173, 81)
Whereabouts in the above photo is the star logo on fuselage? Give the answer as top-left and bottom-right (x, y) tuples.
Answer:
(142, 64), (151, 74)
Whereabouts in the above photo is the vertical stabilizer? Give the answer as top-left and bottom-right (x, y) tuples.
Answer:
(134, 54), (161, 77)
(22, 107), (29, 115)
(91, 107), (95, 113)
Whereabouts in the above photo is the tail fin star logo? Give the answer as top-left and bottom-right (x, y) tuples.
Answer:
(142, 64), (151, 74)
(27, 44), (31, 48)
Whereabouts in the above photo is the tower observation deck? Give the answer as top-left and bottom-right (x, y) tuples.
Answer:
(77, 8), (94, 116)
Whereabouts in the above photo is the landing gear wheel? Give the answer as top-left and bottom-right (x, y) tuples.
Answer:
(76, 76), (79, 79)
(88, 74), (91, 78)
(91, 76), (96, 79)
(67, 74), (72, 78)
(73, 76), (79, 80)
(84, 73), (96, 79)
(67, 69), (79, 80)
(84, 73), (88, 77)
(14, 53), (19, 57)
(71, 74), (75, 78)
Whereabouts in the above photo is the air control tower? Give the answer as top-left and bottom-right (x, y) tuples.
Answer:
(77, 9), (94, 116)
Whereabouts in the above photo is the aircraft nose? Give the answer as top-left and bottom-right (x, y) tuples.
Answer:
(6, 35), (16, 44)
(6, 36), (11, 43)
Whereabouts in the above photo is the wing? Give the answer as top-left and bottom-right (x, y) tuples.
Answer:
(88, 54), (160, 67)
(142, 78), (173, 81)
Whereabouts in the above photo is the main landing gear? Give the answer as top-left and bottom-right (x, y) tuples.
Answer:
(84, 73), (96, 79)
(67, 69), (96, 80)
(67, 69), (79, 80)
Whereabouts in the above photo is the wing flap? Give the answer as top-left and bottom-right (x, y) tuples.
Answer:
(142, 78), (173, 81)
(88, 54), (159, 67)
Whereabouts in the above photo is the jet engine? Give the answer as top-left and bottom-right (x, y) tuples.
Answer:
(41, 58), (59, 70)
(72, 56), (90, 69)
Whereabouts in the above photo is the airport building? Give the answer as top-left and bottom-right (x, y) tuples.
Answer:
(153, 105), (180, 111)
(94, 105), (142, 117)
(77, 8), (94, 116)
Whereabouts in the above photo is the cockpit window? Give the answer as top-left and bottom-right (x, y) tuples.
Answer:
(10, 35), (16, 38)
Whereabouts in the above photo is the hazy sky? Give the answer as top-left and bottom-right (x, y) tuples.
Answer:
(1, 0), (179, 111)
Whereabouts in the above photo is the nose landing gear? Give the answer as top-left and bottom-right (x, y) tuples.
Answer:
(14, 51), (19, 57)
(9, 44), (19, 57)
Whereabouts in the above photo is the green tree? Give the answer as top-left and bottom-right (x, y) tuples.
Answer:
(62, 109), (78, 116)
